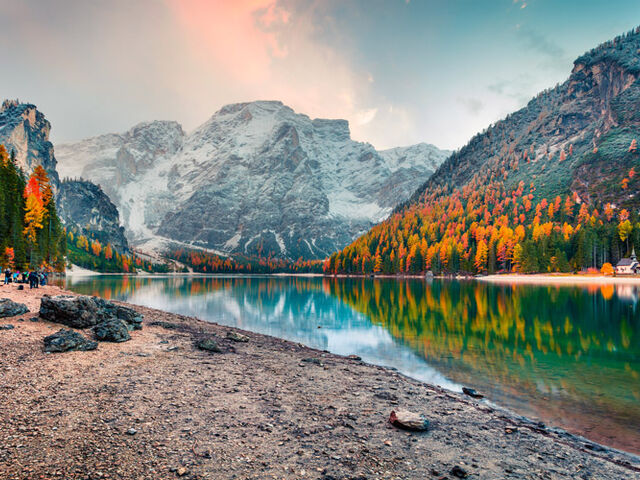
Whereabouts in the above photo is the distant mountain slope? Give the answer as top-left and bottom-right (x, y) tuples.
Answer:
(402, 28), (640, 212)
(57, 180), (129, 252)
(328, 27), (640, 275)
(57, 101), (449, 259)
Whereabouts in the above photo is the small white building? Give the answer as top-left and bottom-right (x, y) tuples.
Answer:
(616, 248), (639, 275)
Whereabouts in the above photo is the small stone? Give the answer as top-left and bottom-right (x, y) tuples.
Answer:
(226, 331), (249, 343)
(301, 357), (324, 366)
(347, 355), (361, 361)
(126, 428), (137, 435)
(389, 410), (430, 432)
(176, 467), (188, 476)
(451, 465), (468, 478)
(196, 338), (222, 352)
(150, 321), (180, 330)
(0, 324), (15, 330)
(462, 387), (484, 399)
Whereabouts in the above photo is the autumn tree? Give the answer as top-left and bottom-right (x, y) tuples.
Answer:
(474, 240), (488, 272)
(23, 175), (45, 265)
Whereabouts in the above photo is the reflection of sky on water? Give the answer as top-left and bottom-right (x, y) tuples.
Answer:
(102, 278), (461, 391)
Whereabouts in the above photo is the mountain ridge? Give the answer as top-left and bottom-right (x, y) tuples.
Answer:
(57, 101), (450, 260)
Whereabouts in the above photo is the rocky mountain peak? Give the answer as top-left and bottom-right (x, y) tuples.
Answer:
(56, 101), (450, 259)
(0, 99), (59, 188)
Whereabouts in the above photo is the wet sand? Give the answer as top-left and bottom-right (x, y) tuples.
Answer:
(0, 284), (639, 479)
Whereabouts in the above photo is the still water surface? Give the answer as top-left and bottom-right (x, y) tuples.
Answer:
(56, 275), (640, 454)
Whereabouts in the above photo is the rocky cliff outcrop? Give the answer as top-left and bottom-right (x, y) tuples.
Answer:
(56, 102), (449, 259)
(0, 99), (59, 188)
(56, 180), (129, 252)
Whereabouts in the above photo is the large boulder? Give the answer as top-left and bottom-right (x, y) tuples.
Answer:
(44, 329), (98, 353)
(94, 297), (143, 330)
(39, 295), (143, 330)
(0, 298), (29, 318)
(94, 319), (131, 343)
(39, 295), (101, 328)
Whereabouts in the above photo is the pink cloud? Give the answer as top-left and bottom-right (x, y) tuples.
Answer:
(167, 0), (290, 83)
(164, 0), (393, 146)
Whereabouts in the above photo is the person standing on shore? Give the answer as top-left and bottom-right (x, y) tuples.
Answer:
(3, 268), (10, 285)
(28, 271), (39, 289)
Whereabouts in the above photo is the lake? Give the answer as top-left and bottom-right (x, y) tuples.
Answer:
(56, 275), (640, 454)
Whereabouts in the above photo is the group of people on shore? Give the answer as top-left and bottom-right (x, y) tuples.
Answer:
(3, 268), (48, 289)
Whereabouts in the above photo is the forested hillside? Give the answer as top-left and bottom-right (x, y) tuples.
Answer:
(326, 27), (640, 275)
(0, 145), (65, 271)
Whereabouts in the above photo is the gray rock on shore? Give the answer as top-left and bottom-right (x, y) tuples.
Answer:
(94, 319), (131, 343)
(0, 298), (29, 318)
(39, 295), (143, 331)
(226, 331), (249, 343)
(389, 410), (430, 431)
(44, 329), (98, 353)
(196, 338), (222, 353)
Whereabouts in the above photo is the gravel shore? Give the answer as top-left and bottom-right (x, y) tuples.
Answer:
(0, 284), (638, 479)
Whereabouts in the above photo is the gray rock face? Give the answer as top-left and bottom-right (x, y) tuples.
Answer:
(44, 329), (98, 353)
(39, 295), (143, 330)
(94, 319), (131, 342)
(56, 180), (129, 252)
(0, 99), (60, 189)
(56, 102), (449, 259)
(0, 298), (29, 318)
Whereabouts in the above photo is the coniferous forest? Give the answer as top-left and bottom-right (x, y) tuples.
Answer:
(0, 144), (66, 271)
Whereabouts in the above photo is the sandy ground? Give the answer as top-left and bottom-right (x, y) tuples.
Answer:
(479, 273), (640, 286)
(0, 284), (639, 480)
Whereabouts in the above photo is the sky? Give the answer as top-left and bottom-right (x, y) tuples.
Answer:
(1, 1), (639, 151)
